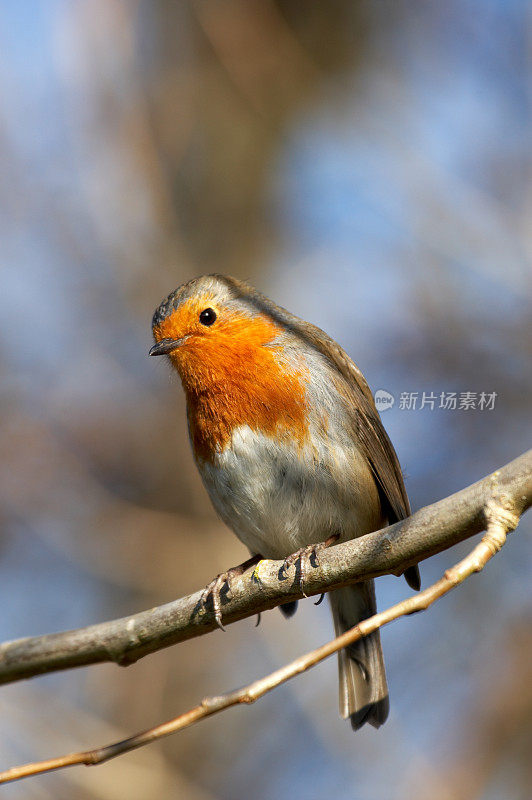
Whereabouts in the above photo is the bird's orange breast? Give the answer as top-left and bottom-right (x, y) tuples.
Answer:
(156, 306), (310, 462)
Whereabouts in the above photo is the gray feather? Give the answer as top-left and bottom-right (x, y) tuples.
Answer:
(330, 582), (389, 729)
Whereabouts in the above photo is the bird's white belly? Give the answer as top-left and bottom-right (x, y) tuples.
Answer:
(198, 425), (382, 559)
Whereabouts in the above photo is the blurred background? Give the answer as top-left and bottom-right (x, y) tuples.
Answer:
(0, 1), (531, 798)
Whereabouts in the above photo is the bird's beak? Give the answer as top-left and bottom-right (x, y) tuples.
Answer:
(149, 337), (186, 357)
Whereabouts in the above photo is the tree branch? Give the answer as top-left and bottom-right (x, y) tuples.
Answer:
(0, 495), (522, 785)
(0, 450), (530, 686)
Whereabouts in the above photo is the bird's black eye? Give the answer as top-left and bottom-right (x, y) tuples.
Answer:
(199, 307), (217, 326)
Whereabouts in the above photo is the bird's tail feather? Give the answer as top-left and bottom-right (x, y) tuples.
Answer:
(329, 581), (389, 730)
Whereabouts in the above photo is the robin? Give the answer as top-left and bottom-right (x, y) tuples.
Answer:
(150, 275), (420, 730)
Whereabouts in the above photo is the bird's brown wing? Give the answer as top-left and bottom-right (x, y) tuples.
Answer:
(300, 327), (420, 591)
(304, 329), (410, 515)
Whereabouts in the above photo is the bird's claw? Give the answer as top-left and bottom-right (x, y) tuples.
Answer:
(199, 554), (263, 631)
(281, 533), (340, 597)
(281, 545), (315, 597)
(200, 572), (234, 630)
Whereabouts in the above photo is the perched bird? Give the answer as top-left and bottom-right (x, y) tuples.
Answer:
(150, 275), (420, 730)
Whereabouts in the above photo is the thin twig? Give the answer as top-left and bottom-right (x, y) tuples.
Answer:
(0, 450), (530, 687)
(0, 498), (520, 786)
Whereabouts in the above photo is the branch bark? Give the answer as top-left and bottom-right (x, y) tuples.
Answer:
(0, 450), (530, 686)
(0, 495), (522, 785)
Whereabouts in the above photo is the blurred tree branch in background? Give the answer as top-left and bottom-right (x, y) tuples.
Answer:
(0, 449), (529, 687)
(0, 483), (526, 785)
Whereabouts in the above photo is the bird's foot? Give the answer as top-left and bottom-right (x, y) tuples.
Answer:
(200, 554), (262, 631)
(280, 533), (340, 597)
